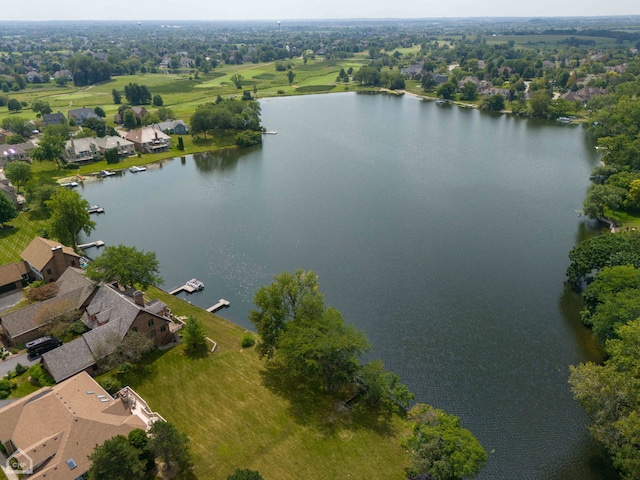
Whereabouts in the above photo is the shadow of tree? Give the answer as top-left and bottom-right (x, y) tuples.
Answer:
(259, 361), (399, 438)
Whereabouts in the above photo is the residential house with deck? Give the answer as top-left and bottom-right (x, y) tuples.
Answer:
(21, 236), (81, 283)
(93, 135), (135, 159)
(150, 119), (189, 135)
(0, 371), (161, 480)
(63, 137), (101, 164)
(124, 127), (171, 153)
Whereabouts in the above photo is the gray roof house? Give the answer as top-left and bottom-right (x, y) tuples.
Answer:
(42, 283), (175, 383)
(93, 135), (135, 158)
(67, 107), (100, 125)
(151, 119), (189, 135)
(64, 137), (100, 164)
(43, 111), (66, 126)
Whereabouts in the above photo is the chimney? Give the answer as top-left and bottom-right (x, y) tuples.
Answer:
(132, 290), (145, 307)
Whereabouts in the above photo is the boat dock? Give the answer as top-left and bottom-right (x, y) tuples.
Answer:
(77, 240), (105, 249)
(207, 299), (230, 312)
(170, 278), (204, 295)
(87, 205), (105, 214)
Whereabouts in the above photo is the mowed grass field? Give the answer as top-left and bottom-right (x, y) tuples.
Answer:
(106, 287), (411, 480)
(0, 213), (47, 264)
(0, 58), (371, 127)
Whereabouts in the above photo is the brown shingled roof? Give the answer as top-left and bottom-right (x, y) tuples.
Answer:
(21, 237), (79, 272)
(0, 261), (27, 287)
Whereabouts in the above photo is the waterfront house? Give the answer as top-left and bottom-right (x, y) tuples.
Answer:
(93, 135), (135, 159)
(63, 137), (100, 164)
(21, 237), (81, 283)
(125, 127), (171, 153)
(0, 371), (158, 480)
(151, 119), (189, 135)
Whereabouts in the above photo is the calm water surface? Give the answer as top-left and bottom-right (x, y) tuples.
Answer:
(79, 93), (614, 479)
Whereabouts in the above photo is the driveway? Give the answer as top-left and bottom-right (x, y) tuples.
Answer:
(0, 352), (39, 378)
(0, 291), (23, 315)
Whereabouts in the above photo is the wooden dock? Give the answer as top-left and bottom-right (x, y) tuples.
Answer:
(207, 299), (230, 312)
(77, 240), (105, 249)
(169, 284), (198, 295)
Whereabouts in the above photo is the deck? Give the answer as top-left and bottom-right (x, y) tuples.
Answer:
(207, 299), (230, 312)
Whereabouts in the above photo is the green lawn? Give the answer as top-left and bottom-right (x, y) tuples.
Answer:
(0, 213), (48, 264)
(107, 288), (411, 480)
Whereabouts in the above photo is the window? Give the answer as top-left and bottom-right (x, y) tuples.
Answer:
(160, 324), (167, 332)
(148, 318), (154, 327)
(47, 268), (52, 275)
(71, 260), (76, 266)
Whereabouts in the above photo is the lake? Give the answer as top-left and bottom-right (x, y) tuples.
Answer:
(79, 92), (614, 479)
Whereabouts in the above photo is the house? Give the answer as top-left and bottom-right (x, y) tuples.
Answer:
(0, 371), (161, 480)
(151, 119), (189, 135)
(0, 262), (29, 296)
(42, 283), (175, 383)
(0, 178), (20, 206)
(125, 127), (171, 153)
(21, 237), (81, 283)
(93, 135), (135, 159)
(457, 76), (480, 90)
(0, 268), (96, 347)
(0, 143), (31, 167)
(43, 111), (66, 126)
(433, 74), (450, 85)
(114, 106), (148, 124)
(67, 107), (100, 125)
(560, 86), (608, 105)
(25, 71), (43, 83)
(0, 128), (12, 143)
(63, 137), (100, 164)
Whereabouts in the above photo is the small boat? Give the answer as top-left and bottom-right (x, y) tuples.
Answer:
(87, 205), (104, 214)
(99, 170), (116, 178)
(557, 117), (571, 124)
(435, 98), (448, 105)
(130, 166), (147, 173)
(186, 278), (204, 291)
(60, 182), (78, 188)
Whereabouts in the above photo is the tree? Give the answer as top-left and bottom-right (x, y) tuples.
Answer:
(94, 106), (106, 117)
(529, 89), (552, 118)
(46, 189), (96, 250)
(357, 360), (414, 409)
(152, 94), (163, 106)
(4, 161), (32, 193)
(287, 69), (295, 85)
(105, 148), (119, 164)
(124, 83), (152, 105)
(480, 94), (505, 111)
(230, 73), (244, 89)
(276, 308), (370, 390)
(182, 316), (208, 355)
(566, 231), (640, 289)
(2, 116), (31, 138)
(31, 99), (52, 117)
(7, 98), (21, 112)
(0, 193), (18, 228)
(148, 421), (191, 474)
(88, 434), (145, 480)
(85, 244), (162, 289)
(459, 82), (478, 101)
(403, 404), (487, 480)
(112, 88), (122, 104)
(421, 73), (438, 91)
(228, 469), (265, 480)
(177, 136), (185, 151)
(249, 269), (324, 358)
(30, 131), (66, 169)
(128, 428), (156, 473)
(157, 106), (174, 121)
(437, 82), (456, 100)
(583, 183), (627, 218)
(67, 54), (111, 86)
(123, 109), (137, 129)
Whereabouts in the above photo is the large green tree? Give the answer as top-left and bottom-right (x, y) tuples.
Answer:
(3, 161), (32, 193)
(30, 131), (66, 169)
(249, 269), (324, 358)
(31, 99), (52, 117)
(88, 434), (145, 480)
(45, 188), (95, 250)
(148, 421), (191, 475)
(403, 404), (487, 480)
(182, 316), (208, 355)
(85, 244), (162, 289)
(277, 307), (370, 391)
(0, 193), (18, 228)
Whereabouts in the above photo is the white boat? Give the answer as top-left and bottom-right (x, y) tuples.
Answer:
(99, 170), (116, 177)
(87, 205), (104, 214)
(186, 278), (204, 291)
(60, 182), (78, 188)
(557, 117), (571, 124)
(130, 166), (147, 173)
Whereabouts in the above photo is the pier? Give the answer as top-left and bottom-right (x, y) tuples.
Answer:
(77, 240), (105, 249)
(169, 284), (198, 295)
(207, 299), (230, 312)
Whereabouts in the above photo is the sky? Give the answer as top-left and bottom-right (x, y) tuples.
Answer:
(2, 0), (639, 21)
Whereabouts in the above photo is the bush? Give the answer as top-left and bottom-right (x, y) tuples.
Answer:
(241, 334), (256, 348)
(15, 363), (27, 375)
(235, 130), (262, 147)
(98, 375), (124, 394)
(27, 364), (54, 386)
(0, 378), (15, 398)
(64, 163), (80, 170)
(27, 282), (59, 301)
(277, 90), (285, 94)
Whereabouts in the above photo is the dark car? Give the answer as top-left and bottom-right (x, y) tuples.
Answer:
(26, 336), (63, 357)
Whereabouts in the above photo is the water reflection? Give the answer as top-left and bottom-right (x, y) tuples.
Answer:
(192, 146), (260, 173)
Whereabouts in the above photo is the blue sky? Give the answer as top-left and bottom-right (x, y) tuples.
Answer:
(2, 0), (639, 21)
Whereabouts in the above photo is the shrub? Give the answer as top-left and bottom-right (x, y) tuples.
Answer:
(98, 375), (124, 394)
(64, 163), (80, 170)
(15, 363), (27, 375)
(27, 282), (59, 301)
(241, 334), (256, 348)
(277, 90), (285, 94)
(235, 130), (262, 147)
(28, 364), (54, 386)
